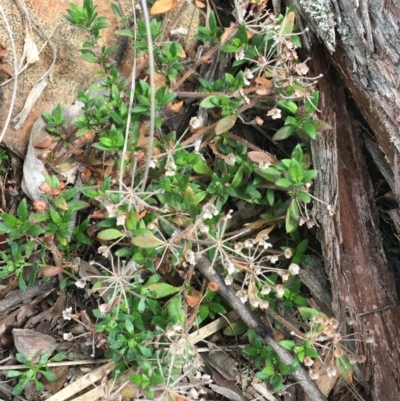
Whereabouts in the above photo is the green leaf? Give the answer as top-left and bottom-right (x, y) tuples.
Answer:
(16, 353), (28, 364)
(285, 199), (300, 233)
(279, 340), (296, 351)
(26, 225), (45, 236)
(223, 320), (248, 336)
(5, 370), (24, 378)
(298, 307), (325, 320)
(335, 354), (353, 383)
(215, 115), (237, 135)
(51, 353), (65, 362)
(289, 159), (303, 183)
(305, 91), (319, 115)
(277, 100), (298, 115)
(297, 191), (311, 203)
(41, 370), (57, 382)
(275, 178), (292, 188)
(167, 295), (185, 324)
(200, 96), (220, 108)
(291, 144), (303, 162)
(272, 125), (296, 141)
(280, 10), (295, 35)
(303, 169), (318, 183)
(17, 199), (29, 222)
(254, 166), (281, 183)
(67, 200), (90, 211)
(131, 234), (164, 249)
(97, 229), (125, 241)
(193, 158), (213, 176)
(146, 283), (180, 298)
(302, 122), (317, 139)
(231, 165), (244, 188)
(305, 347), (320, 359)
(2, 213), (19, 228)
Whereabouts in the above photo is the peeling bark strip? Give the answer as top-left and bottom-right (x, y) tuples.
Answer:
(195, 256), (328, 401)
(310, 45), (400, 400)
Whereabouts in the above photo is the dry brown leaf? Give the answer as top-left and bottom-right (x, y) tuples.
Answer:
(35, 137), (55, 149)
(221, 25), (238, 44)
(167, 100), (184, 113)
(254, 225), (275, 242)
(41, 265), (67, 277)
(194, 0), (205, 8)
(150, 0), (183, 15)
(12, 329), (57, 363)
(185, 294), (201, 307)
(247, 150), (278, 165)
(0, 64), (13, 77)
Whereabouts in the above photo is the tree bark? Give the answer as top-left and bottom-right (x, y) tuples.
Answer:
(288, 1), (400, 400)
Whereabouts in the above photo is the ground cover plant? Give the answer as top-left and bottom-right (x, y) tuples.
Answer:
(0, 0), (370, 399)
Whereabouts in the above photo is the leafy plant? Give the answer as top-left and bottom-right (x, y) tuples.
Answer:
(6, 353), (65, 395)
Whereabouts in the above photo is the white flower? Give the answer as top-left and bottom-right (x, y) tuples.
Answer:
(75, 278), (86, 289)
(267, 107), (282, 119)
(309, 369), (319, 381)
(236, 290), (248, 304)
(165, 160), (176, 176)
(307, 218), (316, 229)
(281, 272), (290, 281)
(190, 116), (204, 129)
(327, 366), (337, 377)
(275, 284), (285, 298)
(62, 307), (73, 320)
(226, 262), (238, 275)
(199, 223), (210, 233)
(260, 301), (269, 310)
(261, 285), (271, 295)
(259, 240), (273, 249)
(184, 250), (196, 265)
(299, 216), (308, 226)
(149, 159), (156, 168)
(116, 213), (126, 226)
(225, 153), (236, 166)
(250, 299), (260, 308)
(243, 68), (254, 85)
(295, 62), (309, 75)
(255, 116), (264, 125)
(284, 248), (292, 258)
(173, 323), (183, 332)
(304, 356), (314, 367)
(235, 48), (245, 60)
(202, 203), (218, 219)
(97, 245), (110, 258)
(270, 255), (279, 264)
(234, 242), (244, 252)
(225, 275), (233, 285)
(244, 239), (254, 248)
(98, 303), (110, 315)
(63, 332), (74, 341)
(259, 160), (271, 169)
(289, 263), (300, 275)
(201, 374), (212, 383)
(189, 388), (200, 399)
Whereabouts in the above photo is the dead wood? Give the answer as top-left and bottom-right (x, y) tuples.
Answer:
(283, 0), (400, 398)
(309, 45), (400, 400)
